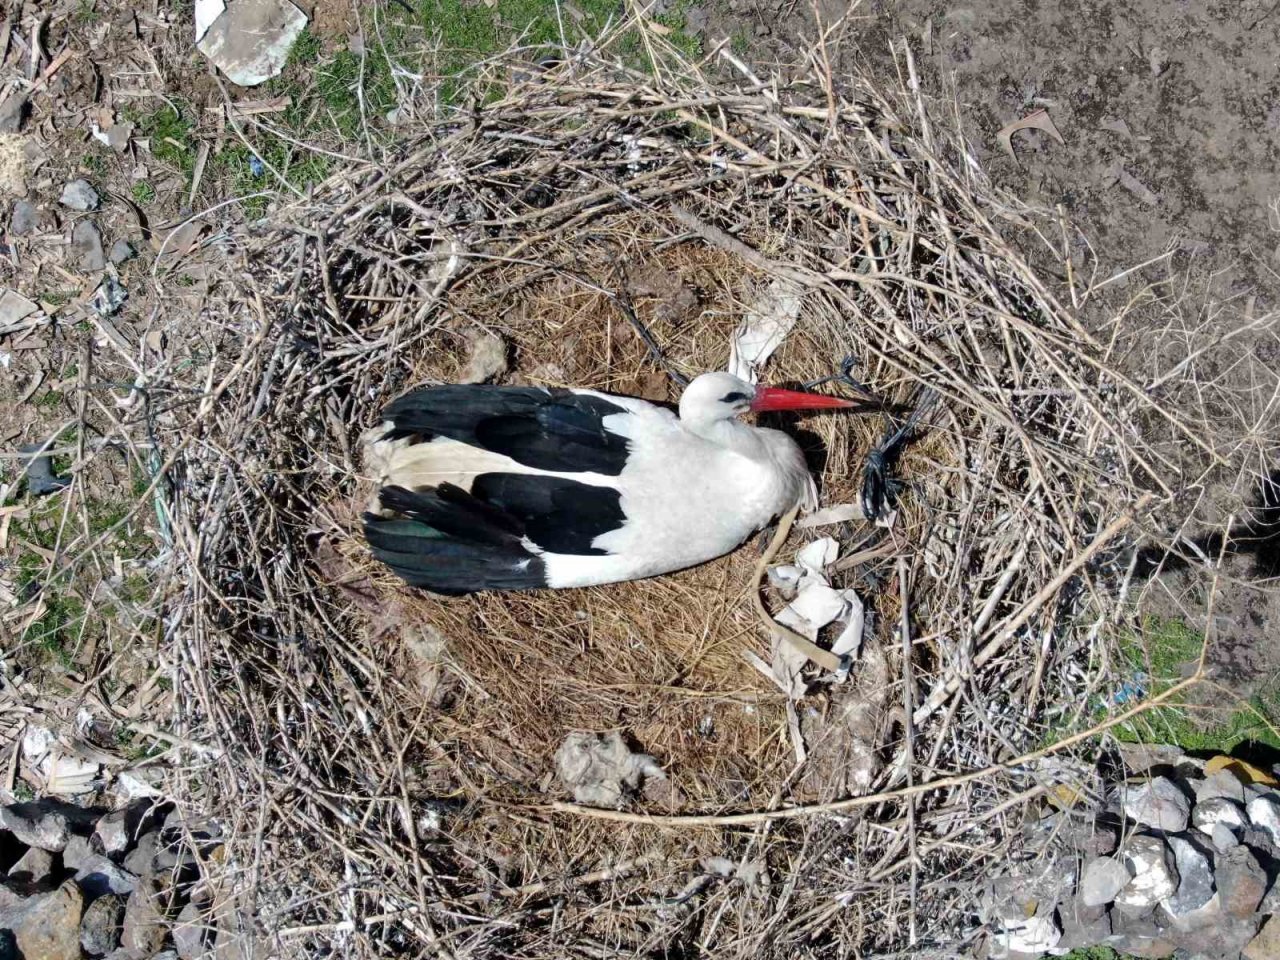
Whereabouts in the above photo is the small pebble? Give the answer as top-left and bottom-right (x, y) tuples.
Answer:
(71, 220), (107, 273)
(60, 179), (101, 212)
(10, 199), (38, 235)
(108, 239), (136, 264)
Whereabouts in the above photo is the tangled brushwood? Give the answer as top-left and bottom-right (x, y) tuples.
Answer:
(121, 27), (1278, 960)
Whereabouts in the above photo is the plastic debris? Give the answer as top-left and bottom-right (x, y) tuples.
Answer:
(758, 536), (866, 698)
(89, 274), (129, 317)
(727, 278), (802, 382)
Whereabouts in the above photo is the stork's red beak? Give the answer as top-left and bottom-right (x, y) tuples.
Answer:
(750, 385), (859, 412)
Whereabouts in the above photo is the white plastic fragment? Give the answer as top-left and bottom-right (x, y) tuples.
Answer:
(996, 914), (1061, 954)
(21, 725), (101, 796)
(795, 538), (837, 576)
(727, 278), (802, 382)
(194, 0), (225, 42)
(767, 537), (866, 690)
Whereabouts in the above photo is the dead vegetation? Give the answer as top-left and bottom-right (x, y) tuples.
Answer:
(43, 20), (1279, 959)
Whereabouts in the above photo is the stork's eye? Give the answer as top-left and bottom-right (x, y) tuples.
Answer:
(721, 391), (750, 403)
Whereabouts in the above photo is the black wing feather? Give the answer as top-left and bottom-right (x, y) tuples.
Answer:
(471, 473), (624, 556)
(381, 385), (631, 475)
(364, 485), (547, 595)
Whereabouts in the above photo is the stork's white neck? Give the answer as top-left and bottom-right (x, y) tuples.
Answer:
(682, 414), (761, 454)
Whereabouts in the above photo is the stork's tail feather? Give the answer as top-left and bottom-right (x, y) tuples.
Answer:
(363, 484), (547, 595)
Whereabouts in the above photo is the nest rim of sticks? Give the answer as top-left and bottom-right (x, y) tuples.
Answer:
(130, 25), (1272, 959)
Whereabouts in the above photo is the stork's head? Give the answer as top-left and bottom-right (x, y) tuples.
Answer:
(678, 371), (858, 426)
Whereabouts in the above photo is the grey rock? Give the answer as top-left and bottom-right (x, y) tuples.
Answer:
(1240, 824), (1280, 858)
(80, 894), (125, 957)
(1244, 915), (1280, 960)
(0, 802), (72, 852)
(60, 179), (100, 211)
(153, 953), (179, 960)
(62, 834), (95, 871)
(1247, 793), (1280, 843)
(72, 220), (107, 272)
(108, 239), (136, 264)
(1158, 890), (1224, 934)
(102, 950), (144, 960)
(74, 855), (138, 898)
(1162, 835), (1214, 917)
(122, 831), (159, 876)
(1212, 821), (1241, 852)
(7, 846), (53, 883)
(10, 199), (39, 235)
(1174, 912), (1262, 958)
(0, 92), (28, 133)
(1115, 835), (1179, 909)
(1217, 844), (1269, 918)
(1109, 934), (1176, 958)
(1192, 796), (1247, 834)
(1195, 768), (1247, 803)
(174, 901), (210, 959)
(0, 874), (26, 910)
(1111, 908), (1163, 938)
(1056, 894), (1110, 949)
(1080, 855), (1128, 906)
(95, 809), (132, 856)
(1120, 777), (1191, 832)
(121, 881), (166, 954)
(1, 879), (84, 960)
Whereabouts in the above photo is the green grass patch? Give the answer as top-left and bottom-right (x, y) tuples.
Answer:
(1110, 617), (1280, 752)
(127, 102), (198, 178)
(12, 473), (158, 670)
(1062, 948), (1135, 960)
(33, 389), (64, 411)
(131, 181), (156, 205)
(81, 152), (108, 176)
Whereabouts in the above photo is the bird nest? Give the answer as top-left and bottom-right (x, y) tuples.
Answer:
(138, 28), (1265, 960)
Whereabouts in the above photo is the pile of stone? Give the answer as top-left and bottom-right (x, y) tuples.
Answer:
(983, 759), (1280, 959)
(0, 797), (242, 959)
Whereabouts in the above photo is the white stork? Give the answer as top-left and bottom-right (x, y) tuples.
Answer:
(363, 372), (869, 594)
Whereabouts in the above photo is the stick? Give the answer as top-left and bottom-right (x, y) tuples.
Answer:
(914, 496), (1150, 725)
(898, 555), (919, 945)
